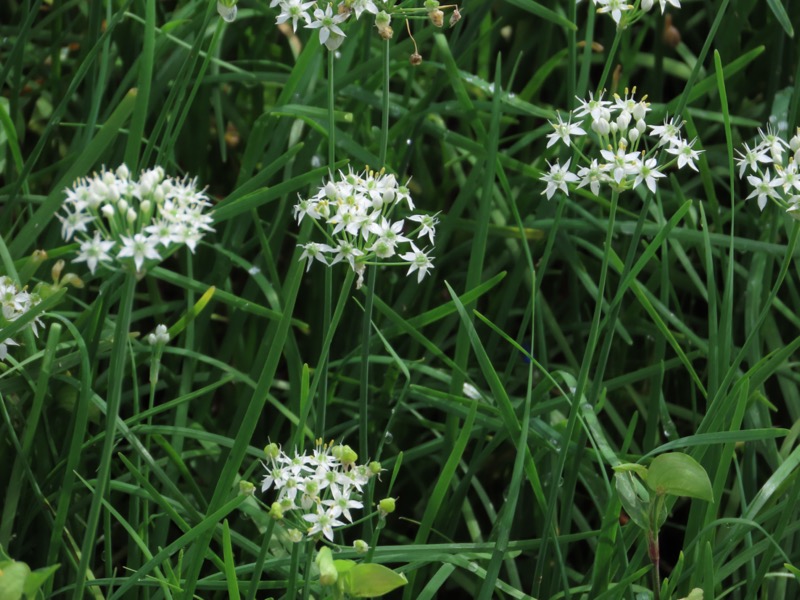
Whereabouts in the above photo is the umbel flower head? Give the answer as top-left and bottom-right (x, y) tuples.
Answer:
(584, 0), (681, 28)
(0, 276), (43, 362)
(60, 165), (214, 277)
(294, 167), (439, 288)
(261, 439), (379, 542)
(736, 125), (800, 215)
(540, 87), (703, 199)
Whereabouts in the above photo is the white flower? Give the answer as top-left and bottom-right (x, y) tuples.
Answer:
(546, 115), (586, 148)
(632, 157), (666, 193)
(399, 243), (434, 283)
(408, 213), (439, 244)
(541, 159), (579, 200)
(275, 0), (315, 32)
(576, 159), (606, 196)
(322, 485), (363, 522)
(117, 233), (162, 273)
(735, 142), (771, 178)
(303, 507), (345, 541)
(595, 0), (632, 25)
(306, 4), (348, 48)
(57, 208), (94, 241)
(299, 242), (333, 271)
(746, 171), (780, 211)
(351, 0), (379, 19)
(666, 138), (703, 171)
(599, 147), (640, 183)
(573, 91), (612, 120)
(649, 116), (683, 148)
(74, 232), (115, 275)
(658, 0), (681, 13)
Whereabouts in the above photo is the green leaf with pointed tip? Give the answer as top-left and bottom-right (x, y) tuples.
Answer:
(614, 471), (650, 531)
(647, 453), (714, 502)
(23, 564), (60, 598)
(340, 563), (408, 598)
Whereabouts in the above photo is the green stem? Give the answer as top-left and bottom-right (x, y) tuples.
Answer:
(328, 48), (336, 169)
(379, 39), (390, 167)
(359, 264), (377, 539)
(73, 272), (137, 600)
(246, 518), (276, 600)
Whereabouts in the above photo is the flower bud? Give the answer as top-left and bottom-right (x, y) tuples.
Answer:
(636, 118), (647, 133)
(101, 204), (115, 219)
(423, 0), (439, 9)
(378, 497), (396, 515)
(118, 199), (129, 213)
(353, 539), (370, 554)
(429, 8), (444, 27)
(239, 480), (256, 495)
(140, 199), (152, 216)
(116, 164), (130, 180)
(641, 0), (653, 10)
(265, 442), (280, 460)
(628, 128), (640, 143)
(369, 461), (382, 475)
(60, 273), (84, 289)
(126, 207), (137, 223)
(592, 118), (610, 136)
(316, 546), (338, 586)
(410, 52), (423, 66)
(632, 101), (648, 120)
(790, 129), (800, 152)
(616, 111), (631, 131)
(52, 259), (65, 283)
(269, 501), (284, 520)
(287, 528), (303, 543)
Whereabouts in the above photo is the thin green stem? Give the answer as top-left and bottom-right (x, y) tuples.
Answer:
(359, 264), (377, 541)
(73, 272), (137, 600)
(246, 518), (276, 600)
(379, 39), (390, 167)
(328, 49), (336, 169)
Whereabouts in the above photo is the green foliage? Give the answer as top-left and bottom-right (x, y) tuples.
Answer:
(2, 0), (800, 598)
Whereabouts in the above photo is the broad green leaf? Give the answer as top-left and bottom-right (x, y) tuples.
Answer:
(341, 563), (408, 598)
(0, 560), (30, 600)
(647, 452), (714, 502)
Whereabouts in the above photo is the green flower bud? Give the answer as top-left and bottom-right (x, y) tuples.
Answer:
(353, 539), (370, 554)
(378, 497), (396, 515)
(264, 443), (280, 460)
(269, 501), (284, 520)
(316, 546), (338, 586)
(239, 480), (255, 495)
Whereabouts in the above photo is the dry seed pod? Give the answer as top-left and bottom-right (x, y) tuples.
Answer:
(410, 52), (423, 66)
(429, 9), (444, 27)
(449, 6), (461, 27)
(378, 25), (393, 39)
(663, 14), (681, 47)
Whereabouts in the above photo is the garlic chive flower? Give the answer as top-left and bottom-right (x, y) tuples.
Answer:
(539, 87), (702, 199)
(294, 168), (439, 288)
(737, 125), (800, 214)
(61, 166), (214, 277)
(261, 439), (378, 542)
(0, 276), (43, 362)
(586, 0), (679, 28)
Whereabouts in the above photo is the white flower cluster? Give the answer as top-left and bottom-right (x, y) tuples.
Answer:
(261, 440), (379, 542)
(0, 276), (43, 362)
(585, 0), (681, 26)
(294, 168), (438, 288)
(271, 0), (379, 50)
(540, 88), (703, 200)
(60, 165), (214, 276)
(736, 126), (800, 214)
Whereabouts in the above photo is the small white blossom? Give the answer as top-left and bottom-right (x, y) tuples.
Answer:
(541, 159), (580, 200)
